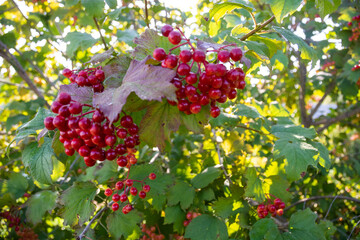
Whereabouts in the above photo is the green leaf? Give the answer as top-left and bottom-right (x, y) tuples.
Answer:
(212, 197), (239, 219)
(59, 181), (98, 226)
(15, 108), (53, 143)
(86, 47), (114, 65)
(105, 0), (116, 8)
(52, 131), (65, 157)
(64, 32), (98, 58)
(0, 31), (17, 48)
(273, 26), (317, 61)
(198, 188), (216, 202)
(22, 138), (55, 185)
(250, 218), (283, 240)
(81, 0), (105, 17)
(266, 176), (292, 203)
(244, 168), (265, 202)
(26, 190), (57, 225)
(315, 0), (341, 18)
(184, 214), (228, 240)
(234, 103), (262, 119)
(167, 181), (195, 210)
(310, 141), (331, 169)
(248, 36), (283, 59)
(271, 124), (317, 139)
(6, 173), (28, 199)
(93, 56), (176, 122)
(106, 210), (141, 239)
(94, 160), (119, 184)
(274, 137), (318, 181)
(164, 205), (186, 233)
(209, 2), (254, 22)
(117, 29), (138, 45)
(191, 167), (221, 189)
(269, 0), (302, 23)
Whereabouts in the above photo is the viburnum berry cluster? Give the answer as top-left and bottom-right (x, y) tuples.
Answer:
(256, 197), (285, 219)
(0, 210), (38, 240)
(153, 24), (246, 118)
(351, 60), (360, 71)
(62, 67), (105, 93)
(183, 211), (201, 227)
(141, 224), (165, 240)
(320, 61), (336, 75)
(44, 92), (140, 167)
(347, 15), (360, 42)
(104, 173), (156, 214)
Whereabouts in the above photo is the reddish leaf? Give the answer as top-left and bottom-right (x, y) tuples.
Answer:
(59, 84), (93, 104)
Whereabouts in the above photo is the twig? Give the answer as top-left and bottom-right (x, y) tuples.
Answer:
(60, 155), (80, 184)
(0, 40), (50, 108)
(348, 219), (360, 240)
(249, 12), (257, 28)
(212, 129), (233, 186)
(297, 53), (310, 127)
(308, 79), (336, 120)
(77, 201), (113, 240)
(237, 124), (270, 135)
(240, 15), (275, 41)
(284, 195), (360, 212)
(93, 17), (108, 50)
(144, 0), (149, 28)
(324, 195), (339, 220)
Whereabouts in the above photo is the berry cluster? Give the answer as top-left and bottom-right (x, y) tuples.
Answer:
(153, 25), (246, 118)
(44, 92), (140, 168)
(351, 60), (360, 71)
(0, 210), (38, 240)
(105, 173), (156, 214)
(62, 67), (105, 93)
(141, 224), (165, 240)
(320, 61), (337, 75)
(173, 234), (185, 240)
(183, 211), (201, 227)
(347, 15), (360, 42)
(256, 197), (285, 218)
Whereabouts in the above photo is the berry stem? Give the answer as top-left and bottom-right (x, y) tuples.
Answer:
(169, 42), (189, 52)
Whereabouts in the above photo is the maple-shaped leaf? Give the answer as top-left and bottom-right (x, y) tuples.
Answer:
(93, 56), (177, 122)
(59, 84), (93, 104)
(86, 47), (114, 64)
(102, 54), (132, 88)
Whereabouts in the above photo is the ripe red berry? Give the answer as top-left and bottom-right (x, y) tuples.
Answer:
(78, 118), (91, 130)
(228, 89), (237, 99)
(143, 185), (151, 192)
(95, 69), (105, 82)
(199, 94), (210, 105)
(193, 50), (206, 62)
(217, 94), (227, 103)
(104, 188), (113, 196)
(161, 24), (173, 37)
(44, 117), (56, 130)
(185, 85), (197, 97)
(105, 135), (117, 146)
(238, 80), (246, 90)
(93, 84), (104, 93)
(115, 181), (124, 190)
(188, 92), (200, 103)
(117, 156), (128, 167)
(177, 63), (191, 76)
(268, 204), (276, 213)
(130, 187), (138, 196)
(230, 47), (243, 62)
(177, 99), (189, 112)
(69, 102), (82, 114)
(51, 101), (62, 114)
(218, 50), (230, 62)
(58, 92), (72, 105)
(257, 204), (266, 212)
(62, 68), (72, 78)
(125, 179), (133, 186)
(58, 105), (71, 117)
(277, 209), (284, 216)
(149, 173), (156, 180)
(279, 202), (286, 209)
(75, 76), (86, 86)
(262, 210), (269, 216)
(164, 54), (178, 69)
(71, 138), (83, 150)
(106, 149), (117, 160)
(116, 144), (127, 155)
(210, 106), (221, 118)
(92, 110), (105, 123)
(274, 198), (282, 206)
(179, 50), (193, 63)
(211, 77), (223, 89)
(78, 145), (90, 157)
(205, 63), (217, 76)
(168, 30), (182, 45)
(120, 194), (128, 202)
(139, 191), (146, 199)
(88, 74), (98, 85)
(84, 157), (96, 167)
(112, 193), (120, 202)
(65, 148), (75, 156)
(186, 73), (197, 85)
(183, 220), (190, 227)
(153, 48), (167, 61)
(208, 89), (221, 100)
(186, 212), (193, 220)
(120, 115), (133, 128)
(112, 202), (119, 211)
(190, 103), (201, 114)
(53, 115), (68, 131)
(128, 124), (139, 135)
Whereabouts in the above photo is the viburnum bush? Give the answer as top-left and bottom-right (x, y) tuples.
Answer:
(1, 0), (360, 240)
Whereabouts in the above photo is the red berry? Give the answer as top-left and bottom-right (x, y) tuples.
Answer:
(193, 50), (206, 62)
(186, 212), (193, 220)
(65, 148), (75, 156)
(58, 92), (71, 105)
(112, 202), (119, 211)
(88, 74), (98, 85)
(149, 173), (156, 180)
(105, 135), (117, 146)
(102, 124), (114, 135)
(210, 106), (220, 118)
(53, 115), (68, 131)
(185, 85), (197, 97)
(143, 185), (151, 192)
(228, 89), (237, 99)
(112, 193), (121, 202)
(205, 63), (217, 76)
(168, 30), (182, 45)
(164, 54), (178, 69)
(218, 50), (230, 62)
(92, 110), (105, 123)
(51, 101), (62, 113)
(93, 84), (104, 93)
(230, 47), (243, 62)
(279, 202), (286, 209)
(128, 124), (139, 135)
(183, 220), (190, 227)
(153, 48), (167, 61)
(106, 149), (117, 160)
(84, 157), (96, 167)
(115, 181), (124, 190)
(117, 156), (128, 167)
(120, 194), (128, 202)
(75, 76), (86, 86)
(217, 94), (227, 103)
(68, 117), (79, 129)
(177, 99), (189, 112)
(268, 204), (276, 213)
(216, 64), (227, 77)
(188, 92), (200, 103)
(78, 118), (91, 130)
(62, 68), (72, 78)
(95, 69), (105, 82)
(211, 77), (223, 89)
(257, 204), (266, 212)
(116, 144), (127, 155)
(199, 94), (210, 105)
(208, 89), (221, 100)
(79, 146), (90, 157)
(179, 50), (193, 63)
(130, 187), (138, 196)
(58, 105), (71, 117)
(186, 73), (197, 84)
(277, 209), (284, 216)
(274, 198), (282, 206)
(71, 138), (84, 150)
(125, 179), (133, 186)
(120, 115), (133, 128)
(161, 24), (173, 37)
(44, 117), (56, 130)
(238, 80), (246, 90)
(190, 103), (201, 114)
(69, 102), (82, 114)
(177, 63), (191, 76)
(139, 191), (146, 199)
(104, 188), (113, 196)
(262, 210), (268, 216)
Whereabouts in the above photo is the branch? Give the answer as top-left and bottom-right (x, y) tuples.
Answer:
(240, 15), (275, 41)
(348, 219), (360, 240)
(144, 0), (150, 28)
(237, 124), (270, 135)
(212, 129), (233, 186)
(284, 195), (360, 212)
(93, 17), (108, 50)
(60, 155), (80, 185)
(312, 106), (360, 133)
(297, 53), (310, 127)
(249, 12), (258, 28)
(0, 40), (50, 108)
(308, 79), (336, 120)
